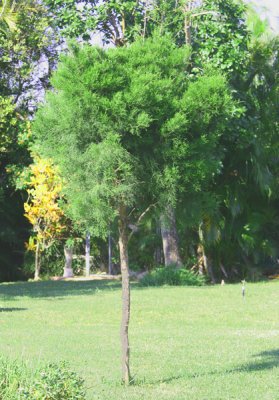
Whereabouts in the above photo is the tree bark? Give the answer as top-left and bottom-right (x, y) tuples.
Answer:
(203, 253), (216, 284)
(154, 225), (162, 267)
(197, 243), (205, 275)
(161, 207), (182, 266)
(108, 232), (112, 275)
(63, 246), (74, 278)
(34, 241), (41, 281)
(118, 202), (131, 385)
(85, 230), (90, 277)
(198, 223), (216, 283)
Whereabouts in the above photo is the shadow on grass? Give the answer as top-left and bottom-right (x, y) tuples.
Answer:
(0, 280), (122, 299)
(0, 307), (27, 312)
(0, 278), (208, 301)
(134, 374), (185, 387)
(185, 348), (279, 381)
(135, 348), (279, 387)
(0, 279), (180, 300)
(235, 349), (279, 372)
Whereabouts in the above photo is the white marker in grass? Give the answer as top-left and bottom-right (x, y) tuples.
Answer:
(242, 280), (246, 297)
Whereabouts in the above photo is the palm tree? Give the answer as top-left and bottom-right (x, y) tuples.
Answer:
(205, 5), (279, 281)
(0, 0), (18, 34)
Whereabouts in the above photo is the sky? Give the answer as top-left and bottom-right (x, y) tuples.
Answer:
(250, 0), (279, 32)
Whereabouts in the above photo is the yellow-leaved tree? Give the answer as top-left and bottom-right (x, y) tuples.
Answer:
(24, 156), (66, 280)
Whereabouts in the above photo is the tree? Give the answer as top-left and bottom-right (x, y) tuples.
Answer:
(0, 0), (18, 35)
(193, 4), (279, 280)
(33, 34), (235, 382)
(43, 0), (252, 269)
(0, 0), (61, 281)
(194, 22), (279, 280)
(44, 0), (148, 45)
(0, 0), (60, 108)
(23, 156), (66, 280)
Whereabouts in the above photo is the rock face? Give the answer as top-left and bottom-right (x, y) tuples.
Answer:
(63, 247), (74, 278)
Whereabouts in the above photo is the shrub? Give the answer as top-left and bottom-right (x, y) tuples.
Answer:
(0, 358), (86, 399)
(139, 264), (206, 287)
(24, 361), (86, 399)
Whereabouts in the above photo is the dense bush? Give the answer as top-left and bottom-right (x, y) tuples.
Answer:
(0, 358), (86, 399)
(139, 264), (206, 287)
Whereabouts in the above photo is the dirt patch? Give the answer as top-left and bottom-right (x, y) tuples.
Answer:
(50, 274), (121, 282)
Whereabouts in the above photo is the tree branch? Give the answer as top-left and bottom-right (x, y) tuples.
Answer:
(191, 11), (218, 18)
(128, 202), (157, 241)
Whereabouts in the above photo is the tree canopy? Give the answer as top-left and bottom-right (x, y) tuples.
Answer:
(33, 33), (236, 381)
(33, 34), (235, 232)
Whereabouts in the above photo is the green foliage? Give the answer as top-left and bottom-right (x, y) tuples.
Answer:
(0, 116), (31, 282)
(0, 357), (31, 399)
(0, 358), (86, 400)
(33, 35), (234, 238)
(23, 361), (86, 399)
(0, 0), (18, 35)
(0, 95), (16, 151)
(22, 246), (65, 279)
(0, 1), (61, 282)
(205, 5), (279, 275)
(44, 0), (149, 45)
(191, 0), (250, 77)
(139, 264), (206, 286)
(0, 1), (60, 106)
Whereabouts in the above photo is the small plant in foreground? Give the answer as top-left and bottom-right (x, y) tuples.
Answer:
(139, 264), (206, 287)
(25, 361), (86, 399)
(0, 357), (32, 400)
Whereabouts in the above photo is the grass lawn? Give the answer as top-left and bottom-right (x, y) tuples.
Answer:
(1, 279), (279, 399)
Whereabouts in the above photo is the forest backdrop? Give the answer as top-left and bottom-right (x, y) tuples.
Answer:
(1, 0), (279, 284)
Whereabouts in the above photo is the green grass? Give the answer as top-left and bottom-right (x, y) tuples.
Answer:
(1, 279), (279, 399)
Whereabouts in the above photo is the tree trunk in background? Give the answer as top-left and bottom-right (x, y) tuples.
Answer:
(34, 241), (41, 280)
(108, 232), (112, 275)
(197, 243), (205, 275)
(85, 230), (90, 277)
(203, 253), (216, 284)
(154, 225), (162, 267)
(161, 207), (182, 266)
(198, 224), (216, 283)
(118, 202), (131, 385)
(63, 246), (74, 278)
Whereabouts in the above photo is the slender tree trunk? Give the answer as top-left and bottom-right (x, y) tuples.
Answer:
(198, 223), (216, 283)
(118, 202), (131, 385)
(85, 230), (90, 277)
(203, 253), (216, 284)
(154, 225), (162, 267)
(220, 263), (228, 279)
(34, 241), (41, 281)
(63, 246), (74, 278)
(108, 230), (112, 275)
(184, 0), (192, 45)
(197, 243), (204, 275)
(161, 207), (182, 266)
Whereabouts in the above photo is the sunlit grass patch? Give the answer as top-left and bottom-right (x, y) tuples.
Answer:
(0, 279), (279, 399)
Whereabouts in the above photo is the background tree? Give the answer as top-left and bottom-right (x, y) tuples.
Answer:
(207, 5), (279, 279)
(1, 0), (277, 283)
(0, 0), (61, 281)
(0, 0), (18, 35)
(23, 156), (66, 280)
